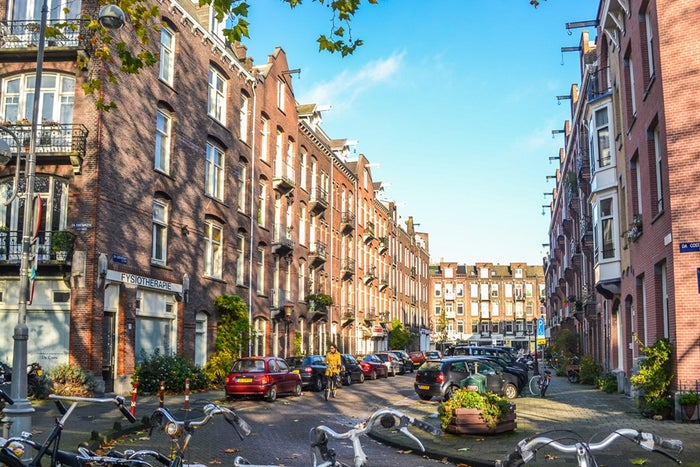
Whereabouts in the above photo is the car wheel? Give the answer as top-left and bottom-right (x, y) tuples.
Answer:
(370, 370), (377, 380)
(418, 394), (432, 401)
(358, 372), (365, 383)
(293, 381), (302, 397)
(344, 373), (352, 386)
(443, 386), (456, 401)
(265, 385), (277, 402)
(313, 376), (324, 392)
(504, 383), (518, 400)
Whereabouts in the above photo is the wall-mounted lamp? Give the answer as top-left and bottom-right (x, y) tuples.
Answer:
(541, 205), (551, 216)
(182, 273), (190, 304)
(546, 175), (557, 182)
(549, 156), (560, 164)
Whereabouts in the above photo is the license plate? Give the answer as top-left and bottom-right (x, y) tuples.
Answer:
(237, 377), (253, 383)
(419, 385), (430, 390)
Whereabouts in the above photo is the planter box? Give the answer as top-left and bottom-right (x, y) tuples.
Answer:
(445, 408), (517, 435)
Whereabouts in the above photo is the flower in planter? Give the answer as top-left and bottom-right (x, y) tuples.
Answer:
(42, 119), (61, 127)
(16, 118), (31, 125)
(437, 387), (514, 429)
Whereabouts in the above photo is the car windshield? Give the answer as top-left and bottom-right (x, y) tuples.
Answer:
(418, 361), (442, 372)
(232, 359), (266, 373)
(286, 356), (304, 366)
(376, 354), (389, 362)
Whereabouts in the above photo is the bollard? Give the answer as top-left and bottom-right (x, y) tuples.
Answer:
(130, 381), (138, 417)
(159, 381), (165, 408)
(184, 378), (190, 412)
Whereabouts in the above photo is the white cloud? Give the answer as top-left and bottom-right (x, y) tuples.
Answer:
(300, 51), (405, 112)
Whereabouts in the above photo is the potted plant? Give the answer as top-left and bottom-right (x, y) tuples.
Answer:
(51, 230), (74, 261)
(678, 392), (699, 420)
(437, 388), (516, 435)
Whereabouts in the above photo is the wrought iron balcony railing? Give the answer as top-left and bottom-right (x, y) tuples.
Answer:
(0, 19), (91, 50)
(0, 123), (88, 159)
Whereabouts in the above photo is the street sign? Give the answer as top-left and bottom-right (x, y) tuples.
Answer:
(680, 242), (700, 253)
(537, 317), (545, 338)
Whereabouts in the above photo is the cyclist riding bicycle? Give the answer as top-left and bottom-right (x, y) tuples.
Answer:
(324, 344), (342, 395)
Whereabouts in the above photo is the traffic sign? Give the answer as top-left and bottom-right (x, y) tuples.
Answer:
(537, 317), (545, 339)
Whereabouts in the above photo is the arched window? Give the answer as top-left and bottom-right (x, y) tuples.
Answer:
(2, 73), (75, 124)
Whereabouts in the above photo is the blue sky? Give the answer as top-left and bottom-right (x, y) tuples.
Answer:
(241, 0), (600, 266)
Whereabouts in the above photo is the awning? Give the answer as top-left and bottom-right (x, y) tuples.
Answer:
(596, 279), (621, 299)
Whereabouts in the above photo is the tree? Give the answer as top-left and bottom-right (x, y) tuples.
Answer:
(203, 294), (252, 383)
(388, 319), (410, 350)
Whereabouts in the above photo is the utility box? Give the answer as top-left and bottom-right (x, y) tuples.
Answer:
(460, 373), (487, 393)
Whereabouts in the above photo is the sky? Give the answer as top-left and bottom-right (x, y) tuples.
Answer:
(240, 0), (600, 266)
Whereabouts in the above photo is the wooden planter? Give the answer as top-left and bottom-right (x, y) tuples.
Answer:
(445, 408), (517, 435)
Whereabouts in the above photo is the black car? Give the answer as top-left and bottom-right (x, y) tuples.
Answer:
(390, 350), (415, 373)
(287, 355), (327, 392)
(340, 354), (365, 385)
(450, 346), (528, 386)
(414, 356), (519, 401)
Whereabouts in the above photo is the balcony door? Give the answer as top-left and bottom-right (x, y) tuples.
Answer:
(11, 0), (81, 22)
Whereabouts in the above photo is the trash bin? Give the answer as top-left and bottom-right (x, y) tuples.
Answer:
(460, 373), (486, 393)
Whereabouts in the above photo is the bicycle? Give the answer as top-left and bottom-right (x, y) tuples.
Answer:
(324, 372), (341, 401)
(232, 407), (442, 467)
(566, 356), (581, 384)
(0, 392), (136, 467)
(528, 369), (551, 397)
(496, 428), (684, 466)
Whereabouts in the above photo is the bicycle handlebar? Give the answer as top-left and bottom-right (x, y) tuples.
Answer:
(496, 429), (684, 466)
(49, 394), (137, 424)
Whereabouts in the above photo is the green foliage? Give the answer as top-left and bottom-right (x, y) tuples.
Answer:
(643, 396), (673, 418)
(678, 392), (700, 405)
(597, 372), (618, 393)
(551, 328), (579, 358)
(579, 356), (602, 385)
(388, 319), (410, 350)
(49, 364), (99, 397)
(203, 295), (253, 381)
(438, 388), (513, 429)
(305, 293), (333, 309)
(294, 332), (303, 356)
(630, 337), (673, 405)
(134, 349), (211, 394)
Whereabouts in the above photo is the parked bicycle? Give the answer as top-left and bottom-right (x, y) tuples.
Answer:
(528, 369), (552, 397)
(0, 393), (136, 467)
(566, 356), (581, 384)
(496, 428), (684, 466)
(233, 407), (442, 467)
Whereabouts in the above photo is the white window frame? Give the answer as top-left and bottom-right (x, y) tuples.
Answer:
(239, 92), (249, 143)
(257, 181), (267, 227)
(236, 233), (245, 286)
(257, 247), (265, 295)
(152, 199), (168, 266)
(159, 26), (175, 85)
(237, 160), (247, 213)
(155, 108), (172, 174)
(645, 10), (655, 79)
(652, 127), (664, 213)
(260, 117), (269, 162)
(2, 73), (74, 124)
(205, 142), (224, 201)
(208, 66), (226, 123)
(276, 79), (285, 112)
(204, 221), (223, 279)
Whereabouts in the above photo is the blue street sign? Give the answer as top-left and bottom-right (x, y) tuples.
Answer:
(537, 317), (545, 338)
(680, 242), (700, 253)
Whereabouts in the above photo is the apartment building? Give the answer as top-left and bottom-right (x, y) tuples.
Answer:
(0, 0), (430, 393)
(544, 0), (700, 393)
(430, 262), (545, 351)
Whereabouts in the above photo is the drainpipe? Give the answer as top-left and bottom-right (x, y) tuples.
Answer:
(247, 76), (258, 356)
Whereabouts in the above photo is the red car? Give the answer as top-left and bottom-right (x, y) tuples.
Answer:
(224, 356), (302, 402)
(358, 354), (389, 380)
(409, 351), (427, 366)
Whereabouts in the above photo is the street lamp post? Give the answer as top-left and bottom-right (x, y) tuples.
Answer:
(1, 1), (125, 437)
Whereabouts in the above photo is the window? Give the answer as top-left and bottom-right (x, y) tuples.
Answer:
(257, 181), (267, 227)
(434, 302), (441, 315)
(470, 283), (478, 298)
(260, 116), (269, 162)
(276, 79), (285, 112)
(624, 52), (637, 121)
(490, 283), (498, 298)
(595, 198), (615, 260)
(155, 108), (172, 173)
(298, 261), (306, 300)
(456, 284), (464, 297)
(205, 142), (224, 200)
(456, 302), (464, 315)
(650, 126), (664, 214)
(237, 160), (248, 213)
(514, 268), (522, 278)
(299, 205), (307, 246)
(152, 199), (168, 265)
(256, 246), (265, 295)
(470, 302), (478, 317)
(299, 149), (307, 190)
(2, 73), (74, 125)
(204, 221), (223, 278)
(644, 9), (655, 80)
(159, 26), (175, 85)
(592, 107), (611, 169)
(208, 66), (226, 123)
(434, 284), (441, 297)
(236, 233), (245, 285)
(239, 92), (249, 143)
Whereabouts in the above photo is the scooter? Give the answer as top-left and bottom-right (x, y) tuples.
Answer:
(0, 361), (49, 399)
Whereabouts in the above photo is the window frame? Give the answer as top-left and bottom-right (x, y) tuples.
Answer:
(207, 66), (227, 123)
(203, 220), (223, 279)
(152, 199), (169, 266)
(159, 26), (175, 85)
(205, 141), (225, 201)
(154, 108), (172, 174)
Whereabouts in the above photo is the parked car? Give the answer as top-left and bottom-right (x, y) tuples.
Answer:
(409, 351), (427, 367)
(451, 346), (528, 385)
(390, 350), (415, 373)
(286, 355), (327, 392)
(374, 352), (403, 376)
(358, 354), (389, 379)
(425, 350), (442, 360)
(340, 354), (365, 385)
(413, 356), (519, 401)
(225, 356), (302, 402)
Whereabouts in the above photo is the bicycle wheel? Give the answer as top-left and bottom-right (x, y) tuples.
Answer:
(528, 375), (541, 396)
(324, 378), (330, 401)
(567, 370), (580, 384)
(540, 379), (549, 398)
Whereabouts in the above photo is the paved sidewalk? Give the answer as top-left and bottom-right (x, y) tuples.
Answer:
(13, 374), (700, 466)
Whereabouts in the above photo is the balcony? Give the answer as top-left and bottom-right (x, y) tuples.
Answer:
(586, 66), (612, 103)
(309, 241), (327, 266)
(410, 266), (416, 278)
(270, 288), (293, 309)
(378, 237), (389, 255)
(309, 186), (328, 215)
(340, 211), (355, 234)
(0, 229), (74, 266)
(0, 19), (92, 58)
(378, 275), (389, 292)
(0, 123), (89, 173)
(378, 311), (390, 323)
(341, 258), (355, 280)
(271, 225), (294, 255)
(363, 221), (375, 244)
(341, 306), (355, 327)
(272, 159), (295, 195)
(362, 267), (376, 286)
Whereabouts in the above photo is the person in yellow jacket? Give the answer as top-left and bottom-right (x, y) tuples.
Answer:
(324, 344), (342, 393)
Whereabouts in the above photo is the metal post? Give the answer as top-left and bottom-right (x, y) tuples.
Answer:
(533, 318), (540, 376)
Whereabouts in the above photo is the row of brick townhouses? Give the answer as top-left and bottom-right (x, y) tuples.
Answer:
(429, 262), (545, 351)
(0, 0), (430, 393)
(544, 0), (700, 394)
